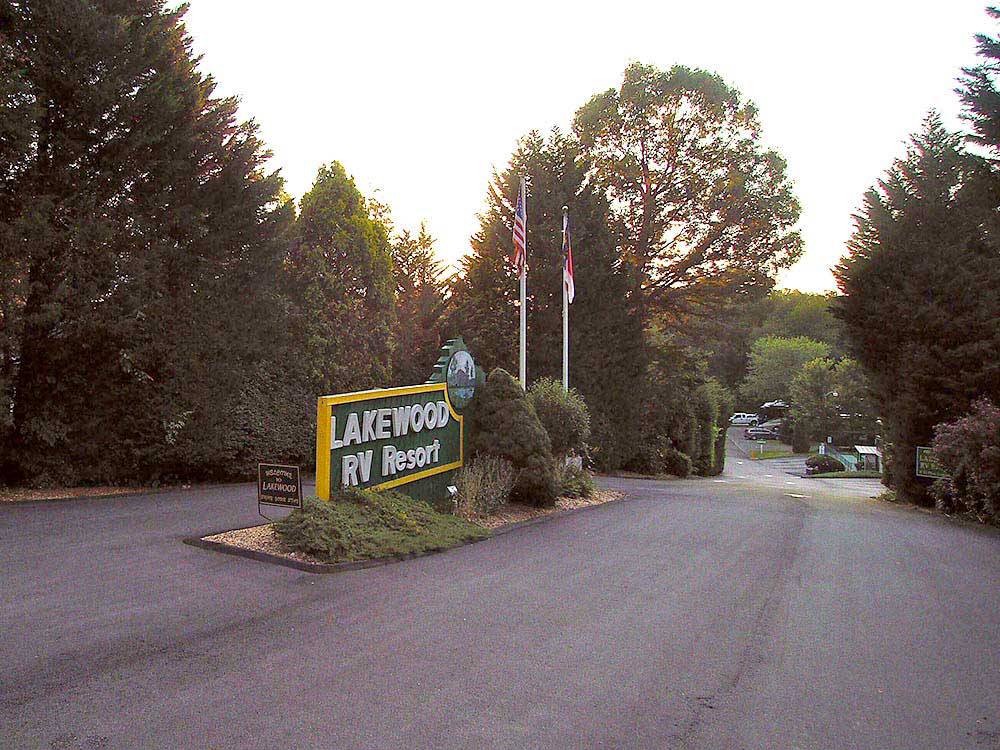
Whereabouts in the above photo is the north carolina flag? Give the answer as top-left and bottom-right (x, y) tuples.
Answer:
(511, 178), (526, 275)
(562, 211), (575, 303)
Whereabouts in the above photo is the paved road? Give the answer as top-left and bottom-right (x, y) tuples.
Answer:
(2, 437), (998, 749)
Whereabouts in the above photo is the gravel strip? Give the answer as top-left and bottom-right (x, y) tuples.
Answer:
(0, 486), (152, 504)
(465, 489), (624, 529)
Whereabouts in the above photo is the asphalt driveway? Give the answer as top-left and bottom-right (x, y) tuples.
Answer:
(1, 445), (997, 749)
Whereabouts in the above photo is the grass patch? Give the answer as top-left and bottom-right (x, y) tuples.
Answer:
(275, 489), (489, 564)
(749, 450), (796, 460)
(811, 470), (882, 479)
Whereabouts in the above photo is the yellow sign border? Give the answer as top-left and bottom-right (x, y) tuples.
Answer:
(315, 382), (463, 500)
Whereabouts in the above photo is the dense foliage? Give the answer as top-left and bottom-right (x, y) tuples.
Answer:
(574, 63), (802, 323)
(788, 357), (877, 446)
(739, 336), (830, 409)
(389, 224), (446, 386)
(0, 0), (293, 484)
(526, 378), (591, 458)
(557, 463), (597, 498)
(805, 454), (846, 474)
(834, 114), (1000, 505)
(930, 399), (1000, 525)
(469, 369), (558, 506)
(446, 129), (645, 472)
(275, 489), (488, 563)
(0, 4), (799, 492)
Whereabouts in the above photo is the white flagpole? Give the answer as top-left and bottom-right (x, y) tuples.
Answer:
(562, 205), (569, 392)
(519, 177), (527, 389)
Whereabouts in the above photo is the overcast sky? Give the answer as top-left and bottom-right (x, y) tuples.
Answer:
(182, 1), (988, 293)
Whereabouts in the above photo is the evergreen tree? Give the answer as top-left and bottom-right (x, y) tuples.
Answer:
(390, 224), (446, 386)
(958, 7), (1000, 158)
(285, 162), (395, 397)
(0, 0), (292, 483)
(469, 368), (557, 506)
(833, 113), (1000, 504)
(446, 128), (646, 470)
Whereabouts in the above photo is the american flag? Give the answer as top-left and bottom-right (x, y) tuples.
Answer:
(511, 177), (526, 274)
(563, 210), (575, 303)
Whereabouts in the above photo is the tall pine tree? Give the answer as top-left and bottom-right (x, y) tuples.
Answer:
(0, 1), (292, 483)
(834, 113), (1000, 504)
(446, 129), (645, 470)
(389, 224), (446, 386)
(285, 162), (395, 397)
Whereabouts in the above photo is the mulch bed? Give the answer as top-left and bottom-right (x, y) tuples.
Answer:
(201, 489), (625, 569)
(0, 486), (154, 504)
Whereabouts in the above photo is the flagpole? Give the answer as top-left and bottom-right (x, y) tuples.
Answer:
(562, 205), (569, 391)
(519, 177), (527, 389)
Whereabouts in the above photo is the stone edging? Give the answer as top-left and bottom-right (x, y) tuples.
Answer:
(183, 493), (630, 574)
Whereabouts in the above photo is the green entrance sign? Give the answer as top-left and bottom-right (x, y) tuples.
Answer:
(315, 339), (477, 506)
(915, 446), (948, 479)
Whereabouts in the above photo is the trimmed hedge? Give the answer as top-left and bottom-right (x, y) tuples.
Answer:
(469, 368), (558, 507)
(805, 454), (845, 473)
(527, 378), (591, 458)
(275, 489), (488, 563)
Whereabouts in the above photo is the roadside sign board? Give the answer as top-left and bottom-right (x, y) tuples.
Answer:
(257, 463), (302, 508)
(315, 383), (463, 500)
(915, 447), (948, 479)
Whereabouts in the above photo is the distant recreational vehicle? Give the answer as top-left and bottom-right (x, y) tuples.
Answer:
(757, 400), (790, 424)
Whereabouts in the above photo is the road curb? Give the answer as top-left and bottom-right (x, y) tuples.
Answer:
(183, 493), (630, 574)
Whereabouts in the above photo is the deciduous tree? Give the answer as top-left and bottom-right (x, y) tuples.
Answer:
(739, 336), (830, 410)
(573, 63), (802, 322)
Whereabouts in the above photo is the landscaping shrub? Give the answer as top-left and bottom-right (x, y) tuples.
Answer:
(275, 488), (488, 562)
(805, 454), (845, 473)
(468, 368), (558, 507)
(527, 377), (591, 458)
(557, 462), (596, 498)
(623, 439), (691, 478)
(661, 446), (692, 478)
(624, 441), (665, 474)
(930, 398), (1000, 525)
(454, 455), (517, 518)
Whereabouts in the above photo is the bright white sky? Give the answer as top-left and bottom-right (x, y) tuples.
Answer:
(182, 1), (987, 293)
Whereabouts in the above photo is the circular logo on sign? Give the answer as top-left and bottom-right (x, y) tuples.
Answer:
(446, 350), (476, 411)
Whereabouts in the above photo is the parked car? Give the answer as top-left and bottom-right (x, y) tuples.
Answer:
(729, 412), (759, 426)
(745, 426), (779, 440)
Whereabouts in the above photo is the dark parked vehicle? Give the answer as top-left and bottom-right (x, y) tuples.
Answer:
(745, 426), (780, 440)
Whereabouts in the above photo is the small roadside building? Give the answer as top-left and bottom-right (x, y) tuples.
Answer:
(854, 445), (882, 473)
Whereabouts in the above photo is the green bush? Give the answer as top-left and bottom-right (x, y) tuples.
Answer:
(930, 398), (1000, 525)
(623, 439), (691, 478)
(661, 446), (692, 478)
(274, 489), (488, 563)
(527, 378), (591, 458)
(805, 454), (845, 473)
(557, 462), (596, 498)
(468, 368), (558, 507)
(454, 455), (517, 517)
(624, 443), (665, 475)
